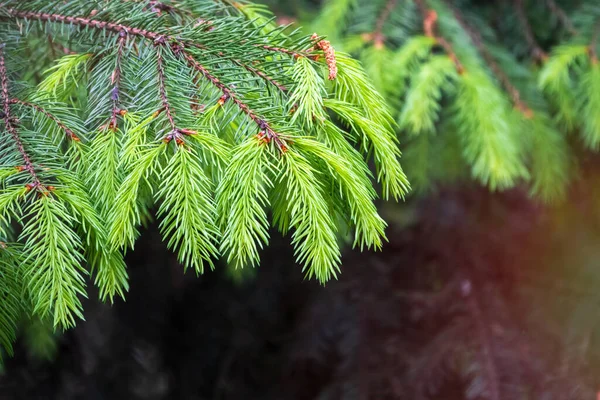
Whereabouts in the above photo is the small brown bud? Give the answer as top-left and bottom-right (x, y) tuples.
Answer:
(179, 128), (197, 136)
(153, 107), (165, 118)
(217, 95), (228, 106)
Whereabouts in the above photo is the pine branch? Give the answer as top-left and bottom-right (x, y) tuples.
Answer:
(109, 31), (127, 131)
(8, 99), (80, 141)
(450, 3), (534, 118)
(155, 46), (179, 136)
(21, 195), (87, 329)
(6, 6), (292, 152)
(0, 0), (409, 354)
(0, 243), (23, 360)
(179, 48), (289, 151)
(0, 45), (43, 190)
(237, 60), (289, 93)
(4, 9), (163, 42)
(2, 6), (331, 148)
(156, 144), (220, 274)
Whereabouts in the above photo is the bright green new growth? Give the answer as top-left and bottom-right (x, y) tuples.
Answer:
(308, 0), (600, 200)
(0, 0), (408, 356)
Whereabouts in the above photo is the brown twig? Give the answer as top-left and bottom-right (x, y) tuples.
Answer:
(236, 61), (288, 93)
(9, 98), (79, 141)
(450, 3), (534, 118)
(514, 0), (548, 63)
(145, 0), (191, 18)
(5, 7), (309, 63)
(155, 46), (184, 145)
(46, 34), (75, 57)
(184, 43), (289, 94)
(5, 9), (165, 42)
(179, 47), (288, 152)
(414, 0), (464, 74)
(545, 0), (577, 36)
(135, 6), (290, 104)
(0, 45), (44, 191)
(373, 0), (399, 48)
(108, 30), (127, 130)
(258, 44), (305, 59)
(5, 8), (291, 152)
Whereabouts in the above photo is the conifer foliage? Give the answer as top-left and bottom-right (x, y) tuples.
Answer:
(0, 0), (408, 357)
(306, 0), (600, 199)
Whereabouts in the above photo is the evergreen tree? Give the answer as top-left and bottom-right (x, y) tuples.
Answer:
(0, 0), (409, 360)
(295, 0), (600, 200)
(259, 1), (600, 399)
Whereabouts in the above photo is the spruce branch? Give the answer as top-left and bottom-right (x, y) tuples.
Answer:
(450, 3), (534, 118)
(21, 195), (87, 329)
(37, 53), (92, 99)
(259, 43), (308, 59)
(14, 2), (292, 151)
(217, 136), (272, 269)
(109, 30), (127, 131)
(0, 0), (409, 355)
(237, 60), (289, 93)
(135, 1), (293, 103)
(0, 243), (22, 360)
(2, 5), (319, 108)
(280, 148), (341, 282)
(0, 45), (43, 190)
(156, 144), (220, 274)
(8, 99), (80, 141)
(179, 48), (289, 152)
(155, 45), (179, 137)
(122, 0), (294, 116)
(3, 9), (164, 42)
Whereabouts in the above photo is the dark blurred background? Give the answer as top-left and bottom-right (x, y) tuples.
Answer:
(3, 1), (600, 399)
(3, 163), (600, 399)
